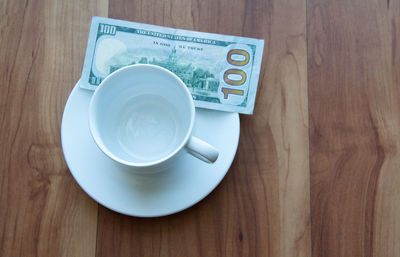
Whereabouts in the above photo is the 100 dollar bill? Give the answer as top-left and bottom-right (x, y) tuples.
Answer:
(81, 16), (264, 114)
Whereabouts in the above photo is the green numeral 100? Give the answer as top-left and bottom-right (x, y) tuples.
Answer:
(99, 24), (117, 35)
(221, 49), (250, 99)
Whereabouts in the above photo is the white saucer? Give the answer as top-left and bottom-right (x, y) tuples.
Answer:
(61, 81), (240, 217)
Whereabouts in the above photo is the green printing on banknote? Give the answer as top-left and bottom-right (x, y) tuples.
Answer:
(80, 16), (264, 114)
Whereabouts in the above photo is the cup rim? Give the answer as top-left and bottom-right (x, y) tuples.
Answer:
(88, 64), (196, 168)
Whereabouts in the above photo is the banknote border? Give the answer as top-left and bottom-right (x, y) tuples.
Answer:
(80, 16), (265, 114)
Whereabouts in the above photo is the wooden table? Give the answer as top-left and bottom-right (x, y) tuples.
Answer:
(0, 0), (399, 256)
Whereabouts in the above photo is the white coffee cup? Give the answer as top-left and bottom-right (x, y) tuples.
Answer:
(88, 64), (219, 172)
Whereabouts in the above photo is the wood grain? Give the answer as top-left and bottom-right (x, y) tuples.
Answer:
(96, 0), (311, 257)
(308, 0), (400, 256)
(7, 0), (400, 255)
(0, 0), (107, 256)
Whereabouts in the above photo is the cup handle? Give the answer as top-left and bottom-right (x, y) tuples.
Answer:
(185, 136), (219, 163)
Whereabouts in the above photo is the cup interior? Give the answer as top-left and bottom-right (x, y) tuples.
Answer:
(89, 64), (194, 166)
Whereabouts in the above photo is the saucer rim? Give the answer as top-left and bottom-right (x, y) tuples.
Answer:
(61, 81), (240, 217)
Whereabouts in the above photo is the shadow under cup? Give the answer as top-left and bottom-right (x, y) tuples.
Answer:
(89, 65), (194, 166)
